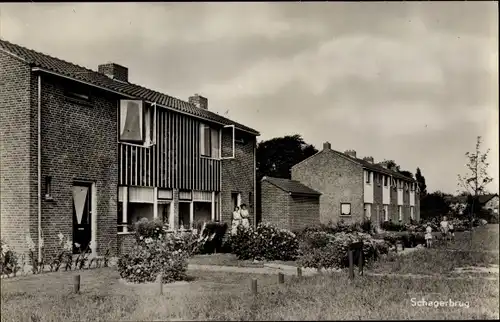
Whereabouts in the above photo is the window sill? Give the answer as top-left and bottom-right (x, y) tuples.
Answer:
(340, 214), (352, 217)
(118, 141), (156, 148)
(117, 231), (134, 235)
(200, 155), (221, 161)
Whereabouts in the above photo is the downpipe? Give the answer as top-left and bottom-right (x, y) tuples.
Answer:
(37, 75), (42, 262)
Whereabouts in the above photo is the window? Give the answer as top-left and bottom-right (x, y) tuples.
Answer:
(398, 206), (403, 221)
(410, 183), (415, 191)
(383, 205), (389, 221)
(365, 171), (371, 184)
(410, 206), (414, 220)
(64, 84), (91, 104)
(200, 123), (220, 158)
(341, 203), (351, 216)
(119, 100), (156, 146)
(377, 173), (381, 186)
(45, 176), (53, 200)
(364, 203), (371, 219)
(384, 176), (388, 187)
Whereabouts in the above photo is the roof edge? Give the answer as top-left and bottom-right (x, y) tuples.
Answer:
(291, 150), (324, 169)
(31, 67), (260, 136)
(261, 176), (321, 196)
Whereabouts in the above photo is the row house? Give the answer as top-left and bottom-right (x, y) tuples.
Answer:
(291, 142), (420, 225)
(0, 39), (259, 258)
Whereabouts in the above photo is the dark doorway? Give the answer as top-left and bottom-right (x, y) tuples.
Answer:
(72, 183), (92, 254)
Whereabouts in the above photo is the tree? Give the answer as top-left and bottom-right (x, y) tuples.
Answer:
(415, 168), (427, 196)
(399, 170), (414, 179)
(457, 136), (493, 236)
(256, 134), (318, 180)
(420, 191), (452, 220)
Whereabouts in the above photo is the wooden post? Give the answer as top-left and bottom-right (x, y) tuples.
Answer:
(73, 275), (81, 294)
(348, 250), (354, 280)
(251, 278), (257, 295)
(297, 267), (302, 277)
(159, 273), (163, 295)
(278, 272), (284, 284)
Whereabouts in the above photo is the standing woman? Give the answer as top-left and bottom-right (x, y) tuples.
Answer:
(240, 204), (250, 229)
(231, 206), (242, 235)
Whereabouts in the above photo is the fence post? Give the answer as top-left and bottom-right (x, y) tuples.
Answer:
(278, 272), (284, 284)
(251, 278), (257, 295)
(297, 267), (302, 277)
(73, 275), (81, 294)
(159, 273), (163, 295)
(348, 249), (354, 280)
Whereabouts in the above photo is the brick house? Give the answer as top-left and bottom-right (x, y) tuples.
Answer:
(291, 142), (420, 225)
(0, 39), (259, 259)
(260, 176), (321, 231)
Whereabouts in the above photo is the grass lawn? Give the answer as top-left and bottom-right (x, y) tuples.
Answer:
(1, 265), (498, 321)
(371, 224), (500, 276)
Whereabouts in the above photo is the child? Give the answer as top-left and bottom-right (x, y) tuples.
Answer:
(448, 221), (454, 241)
(440, 216), (449, 241)
(425, 222), (433, 248)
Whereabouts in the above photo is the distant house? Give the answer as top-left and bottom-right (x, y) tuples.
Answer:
(260, 176), (321, 231)
(291, 142), (420, 225)
(448, 194), (499, 216)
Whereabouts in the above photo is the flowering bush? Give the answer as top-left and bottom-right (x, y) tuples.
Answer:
(1, 239), (19, 276)
(134, 218), (167, 241)
(295, 220), (374, 240)
(229, 223), (299, 261)
(297, 231), (382, 269)
(118, 238), (189, 283)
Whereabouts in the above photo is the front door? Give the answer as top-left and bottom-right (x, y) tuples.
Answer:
(72, 183), (92, 254)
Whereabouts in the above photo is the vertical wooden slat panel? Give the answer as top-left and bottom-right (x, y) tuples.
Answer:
(168, 111), (172, 188)
(181, 114), (185, 189)
(190, 118), (194, 190)
(158, 110), (162, 188)
(164, 111), (167, 188)
(134, 146), (138, 186)
(174, 113), (178, 188)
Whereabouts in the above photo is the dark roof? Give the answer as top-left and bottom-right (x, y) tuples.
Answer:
(478, 194), (499, 204)
(331, 149), (416, 182)
(445, 194), (498, 205)
(262, 176), (321, 196)
(0, 39), (259, 135)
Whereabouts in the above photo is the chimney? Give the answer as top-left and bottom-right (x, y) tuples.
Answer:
(323, 142), (331, 150)
(344, 149), (357, 158)
(98, 63), (128, 82)
(363, 156), (374, 164)
(189, 94), (208, 110)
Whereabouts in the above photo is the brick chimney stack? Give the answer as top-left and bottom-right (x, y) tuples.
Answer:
(323, 142), (331, 150)
(98, 62), (128, 82)
(344, 149), (357, 158)
(363, 156), (374, 164)
(189, 94), (208, 110)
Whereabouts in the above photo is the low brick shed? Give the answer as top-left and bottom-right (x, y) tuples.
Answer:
(260, 176), (321, 231)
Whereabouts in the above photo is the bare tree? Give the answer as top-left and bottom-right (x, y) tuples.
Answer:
(457, 136), (493, 239)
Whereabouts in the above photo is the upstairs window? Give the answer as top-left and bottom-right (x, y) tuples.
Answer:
(383, 176), (388, 187)
(200, 123), (220, 158)
(365, 171), (371, 184)
(119, 100), (156, 147)
(64, 83), (92, 104)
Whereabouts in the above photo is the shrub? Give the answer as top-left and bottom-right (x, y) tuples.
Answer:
(298, 231), (381, 270)
(134, 218), (166, 241)
(193, 221), (228, 254)
(118, 237), (189, 283)
(229, 223), (299, 261)
(1, 239), (19, 276)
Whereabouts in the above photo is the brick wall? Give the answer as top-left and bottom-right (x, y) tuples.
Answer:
(221, 130), (256, 227)
(0, 52), (32, 255)
(260, 180), (289, 229)
(292, 150), (364, 224)
(288, 195), (320, 231)
(373, 173), (383, 226)
(117, 233), (135, 256)
(39, 74), (118, 257)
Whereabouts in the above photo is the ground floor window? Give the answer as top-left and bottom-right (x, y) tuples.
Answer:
(340, 203), (351, 216)
(410, 206), (414, 220)
(364, 203), (371, 220)
(383, 204), (389, 221)
(398, 206), (403, 221)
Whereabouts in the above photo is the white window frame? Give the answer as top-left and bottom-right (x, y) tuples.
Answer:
(384, 204), (389, 221)
(410, 206), (414, 220)
(118, 100), (157, 148)
(221, 124), (235, 160)
(365, 170), (371, 184)
(200, 123), (221, 159)
(340, 203), (351, 216)
(398, 205), (403, 221)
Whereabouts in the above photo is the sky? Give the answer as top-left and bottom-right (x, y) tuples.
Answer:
(1, 2), (498, 194)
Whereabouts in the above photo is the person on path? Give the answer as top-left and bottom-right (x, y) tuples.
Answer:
(425, 222), (433, 248)
(448, 220), (455, 241)
(440, 216), (449, 241)
(240, 204), (250, 228)
(231, 206), (241, 235)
